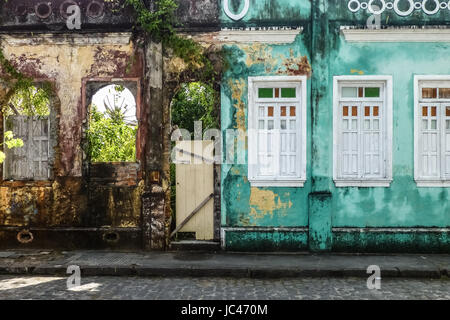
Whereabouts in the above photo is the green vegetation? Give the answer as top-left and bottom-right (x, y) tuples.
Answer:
(171, 82), (218, 135)
(125, 0), (217, 83)
(3, 85), (51, 117)
(0, 85), (51, 163)
(0, 130), (24, 164)
(87, 105), (137, 163)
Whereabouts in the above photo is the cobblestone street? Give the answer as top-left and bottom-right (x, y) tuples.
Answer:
(0, 276), (448, 300)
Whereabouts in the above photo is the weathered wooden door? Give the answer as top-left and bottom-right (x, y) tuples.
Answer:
(174, 140), (214, 240)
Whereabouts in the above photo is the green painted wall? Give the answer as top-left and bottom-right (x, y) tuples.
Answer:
(221, 33), (312, 229)
(220, 0), (311, 27)
(220, 0), (450, 252)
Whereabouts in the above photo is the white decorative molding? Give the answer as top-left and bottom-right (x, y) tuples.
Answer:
(333, 227), (450, 233)
(223, 0), (250, 21)
(0, 32), (132, 46)
(348, 0), (450, 16)
(334, 180), (393, 187)
(217, 27), (303, 44)
(341, 26), (450, 42)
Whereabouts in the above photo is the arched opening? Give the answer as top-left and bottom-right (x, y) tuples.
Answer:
(87, 84), (138, 163)
(169, 81), (218, 241)
(2, 83), (57, 181)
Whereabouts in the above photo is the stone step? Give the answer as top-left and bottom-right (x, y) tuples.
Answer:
(170, 240), (221, 252)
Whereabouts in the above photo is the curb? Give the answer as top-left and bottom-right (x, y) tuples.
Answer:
(0, 265), (446, 279)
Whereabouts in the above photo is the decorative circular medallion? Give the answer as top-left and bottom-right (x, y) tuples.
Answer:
(368, 0), (387, 14)
(348, 0), (362, 12)
(422, 0), (440, 15)
(393, 0), (415, 16)
(223, 0), (250, 21)
(87, 0), (104, 18)
(35, 2), (52, 19)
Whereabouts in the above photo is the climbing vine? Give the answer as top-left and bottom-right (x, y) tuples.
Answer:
(124, 0), (219, 83)
(0, 0), (221, 163)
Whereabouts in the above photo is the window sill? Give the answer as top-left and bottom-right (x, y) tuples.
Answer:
(415, 180), (450, 188)
(249, 180), (306, 188)
(334, 180), (392, 188)
(0, 180), (53, 187)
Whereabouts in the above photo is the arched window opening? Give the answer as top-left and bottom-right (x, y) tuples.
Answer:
(87, 84), (138, 163)
(2, 84), (54, 180)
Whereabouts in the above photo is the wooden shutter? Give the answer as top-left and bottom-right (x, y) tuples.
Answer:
(443, 105), (450, 178)
(340, 103), (359, 177)
(362, 104), (384, 178)
(30, 117), (50, 180)
(419, 104), (440, 178)
(256, 104), (276, 177)
(4, 116), (50, 180)
(279, 104), (300, 177)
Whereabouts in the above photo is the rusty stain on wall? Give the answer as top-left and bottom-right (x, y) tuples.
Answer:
(249, 188), (292, 220)
(228, 78), (246, 132)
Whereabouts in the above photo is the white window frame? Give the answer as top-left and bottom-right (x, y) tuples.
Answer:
(333, 75), (393, 187)
(248, 76), (307, 187)
(414, 75), (450, 187)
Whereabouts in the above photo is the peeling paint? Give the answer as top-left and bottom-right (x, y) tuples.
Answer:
(249, 188), (292, 220)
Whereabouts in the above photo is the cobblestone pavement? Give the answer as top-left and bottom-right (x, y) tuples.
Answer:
(0, 276), (448, 300)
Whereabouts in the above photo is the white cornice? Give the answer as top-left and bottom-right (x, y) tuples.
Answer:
(0, 32), (132, 46)
(341, 27), (450, 42)
(217, 27), (303, 44)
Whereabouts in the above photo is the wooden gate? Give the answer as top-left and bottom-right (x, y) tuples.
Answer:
(173, 140), (214, 240)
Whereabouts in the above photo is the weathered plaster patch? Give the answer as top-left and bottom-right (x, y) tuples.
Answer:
(350, 69), (364, 75)
(2, 38), (136, 177)
(228, 78), (246, 132)
(249, 188), (292, 220)
(241, 43), (278, 71)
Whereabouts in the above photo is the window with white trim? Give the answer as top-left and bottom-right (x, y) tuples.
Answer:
(248, 76), (307, 187)
(333, 76), (393, 187)
(414, 76), (450, 187)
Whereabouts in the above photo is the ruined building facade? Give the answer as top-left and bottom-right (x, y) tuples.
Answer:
(1, 0), (450, 253)
(0, 0), (219, 250)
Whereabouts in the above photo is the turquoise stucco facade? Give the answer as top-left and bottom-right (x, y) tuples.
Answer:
(220, 0), (450, 252)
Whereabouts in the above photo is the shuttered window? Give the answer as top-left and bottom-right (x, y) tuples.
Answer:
(4, 116), (51, 180)
(415, 76), (450, 186)
(248, 76), (307, 187)
(333, 76), (393, 187)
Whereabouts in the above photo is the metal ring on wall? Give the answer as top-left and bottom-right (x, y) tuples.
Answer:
(87, 0), (104, 18)
(368, 0), (386, 14)
(422, 0), (440, 15)
(60, 0), (78, 19)
(348, 0), (361, 12)
(35, 2), (52, 19)
(223, 0), (250, 21)
(393, 0), (415, 16)
(17, 230), (34, 244)
(386, 1), (394, 9)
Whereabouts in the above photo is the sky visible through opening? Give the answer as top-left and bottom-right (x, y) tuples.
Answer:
(91, 85), (137, 126)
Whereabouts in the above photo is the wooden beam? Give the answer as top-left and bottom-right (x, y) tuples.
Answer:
(170, 193), (214, 239)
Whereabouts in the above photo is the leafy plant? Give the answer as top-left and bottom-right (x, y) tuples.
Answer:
(0, 130), (24, 164)
(3, 85), (50, 117)
(87, 105), (137, 162)
(171, 82), (218, 136)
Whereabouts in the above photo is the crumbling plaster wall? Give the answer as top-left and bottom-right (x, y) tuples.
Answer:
(0, 33), (145, 235)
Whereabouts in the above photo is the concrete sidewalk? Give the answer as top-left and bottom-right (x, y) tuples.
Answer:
(0, 250), (449, 278)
